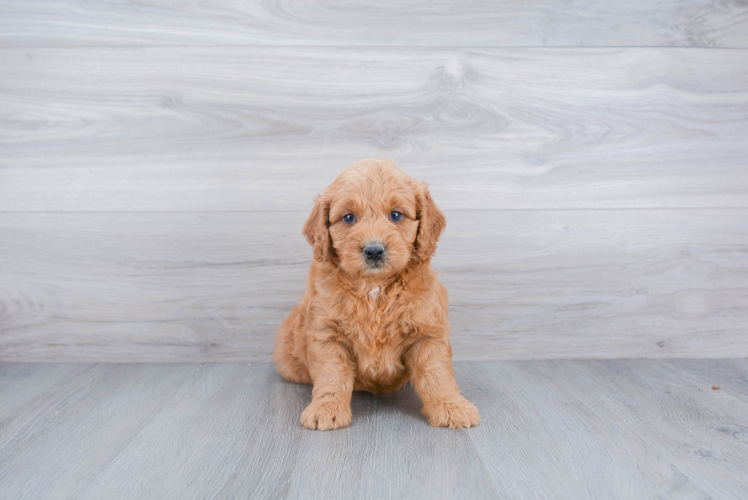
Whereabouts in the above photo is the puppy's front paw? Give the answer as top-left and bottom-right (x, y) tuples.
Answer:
(423, 397), (480, 429)
(300, 399), (352, 431)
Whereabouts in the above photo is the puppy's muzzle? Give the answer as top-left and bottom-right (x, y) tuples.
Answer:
(362, 243), (386, 267)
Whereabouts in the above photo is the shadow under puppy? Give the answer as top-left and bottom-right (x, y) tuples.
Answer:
(274, 159), (480, 430)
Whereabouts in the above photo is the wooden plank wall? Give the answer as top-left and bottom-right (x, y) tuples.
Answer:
(1, 1), (747, 361)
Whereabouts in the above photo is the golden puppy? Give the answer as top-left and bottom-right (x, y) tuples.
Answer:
(274, 159), (480, 430)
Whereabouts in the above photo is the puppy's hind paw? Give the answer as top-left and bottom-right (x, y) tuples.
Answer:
(423, 397), (480, 429)
(300, 399), (352, 431)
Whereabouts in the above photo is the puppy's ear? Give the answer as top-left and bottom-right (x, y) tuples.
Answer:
(412, 180), (446, 261)
(302, 194), (333, 262)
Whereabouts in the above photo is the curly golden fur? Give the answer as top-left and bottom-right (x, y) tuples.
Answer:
(274, 159), (480, 430)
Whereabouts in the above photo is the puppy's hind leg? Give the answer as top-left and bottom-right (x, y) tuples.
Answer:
(274, 317), (312, 385)
(276, 353), (312, 385)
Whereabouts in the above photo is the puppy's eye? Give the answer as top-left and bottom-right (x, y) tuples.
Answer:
(389, 211), (403, 222)
(342, 213), (356, 224)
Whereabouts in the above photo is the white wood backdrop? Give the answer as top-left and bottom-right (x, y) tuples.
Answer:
(1, 1), (747, 361)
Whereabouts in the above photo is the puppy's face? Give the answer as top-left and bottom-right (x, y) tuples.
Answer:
(303, 159), (446, 279)
(327, 169), (419, 278)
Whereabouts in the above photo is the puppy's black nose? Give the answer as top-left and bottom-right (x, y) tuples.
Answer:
(363, 243), (386, 262)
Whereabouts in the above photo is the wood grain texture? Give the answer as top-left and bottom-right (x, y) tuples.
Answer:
(668, 358), (748, 405)
(1, 210), (746, 362)
(0, 364), (205, 499)
(463, 360), (748, 498)
(0, 363), (92, 422)
(1, 0), (747, 48)
(1, 361), (747, 499)
(2, 47), (748, 211)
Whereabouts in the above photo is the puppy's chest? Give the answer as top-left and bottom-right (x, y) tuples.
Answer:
(340, 292), (408, 345)
(349, 331), (408, 392)
(340, 294), (412, 390)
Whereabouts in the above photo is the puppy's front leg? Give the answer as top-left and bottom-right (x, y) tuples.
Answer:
(301, 331), (354, 431)
(407, 336), (480, 428)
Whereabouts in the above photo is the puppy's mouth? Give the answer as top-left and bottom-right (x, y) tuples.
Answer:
(364, 259), (387, 271)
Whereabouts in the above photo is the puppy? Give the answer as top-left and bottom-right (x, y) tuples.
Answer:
(274, 159), (480, 430)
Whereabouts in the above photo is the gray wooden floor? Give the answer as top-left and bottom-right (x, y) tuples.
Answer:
(1, 360), (747, 499)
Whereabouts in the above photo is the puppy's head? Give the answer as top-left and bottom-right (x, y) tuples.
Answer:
(303, 159), (446, 279)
